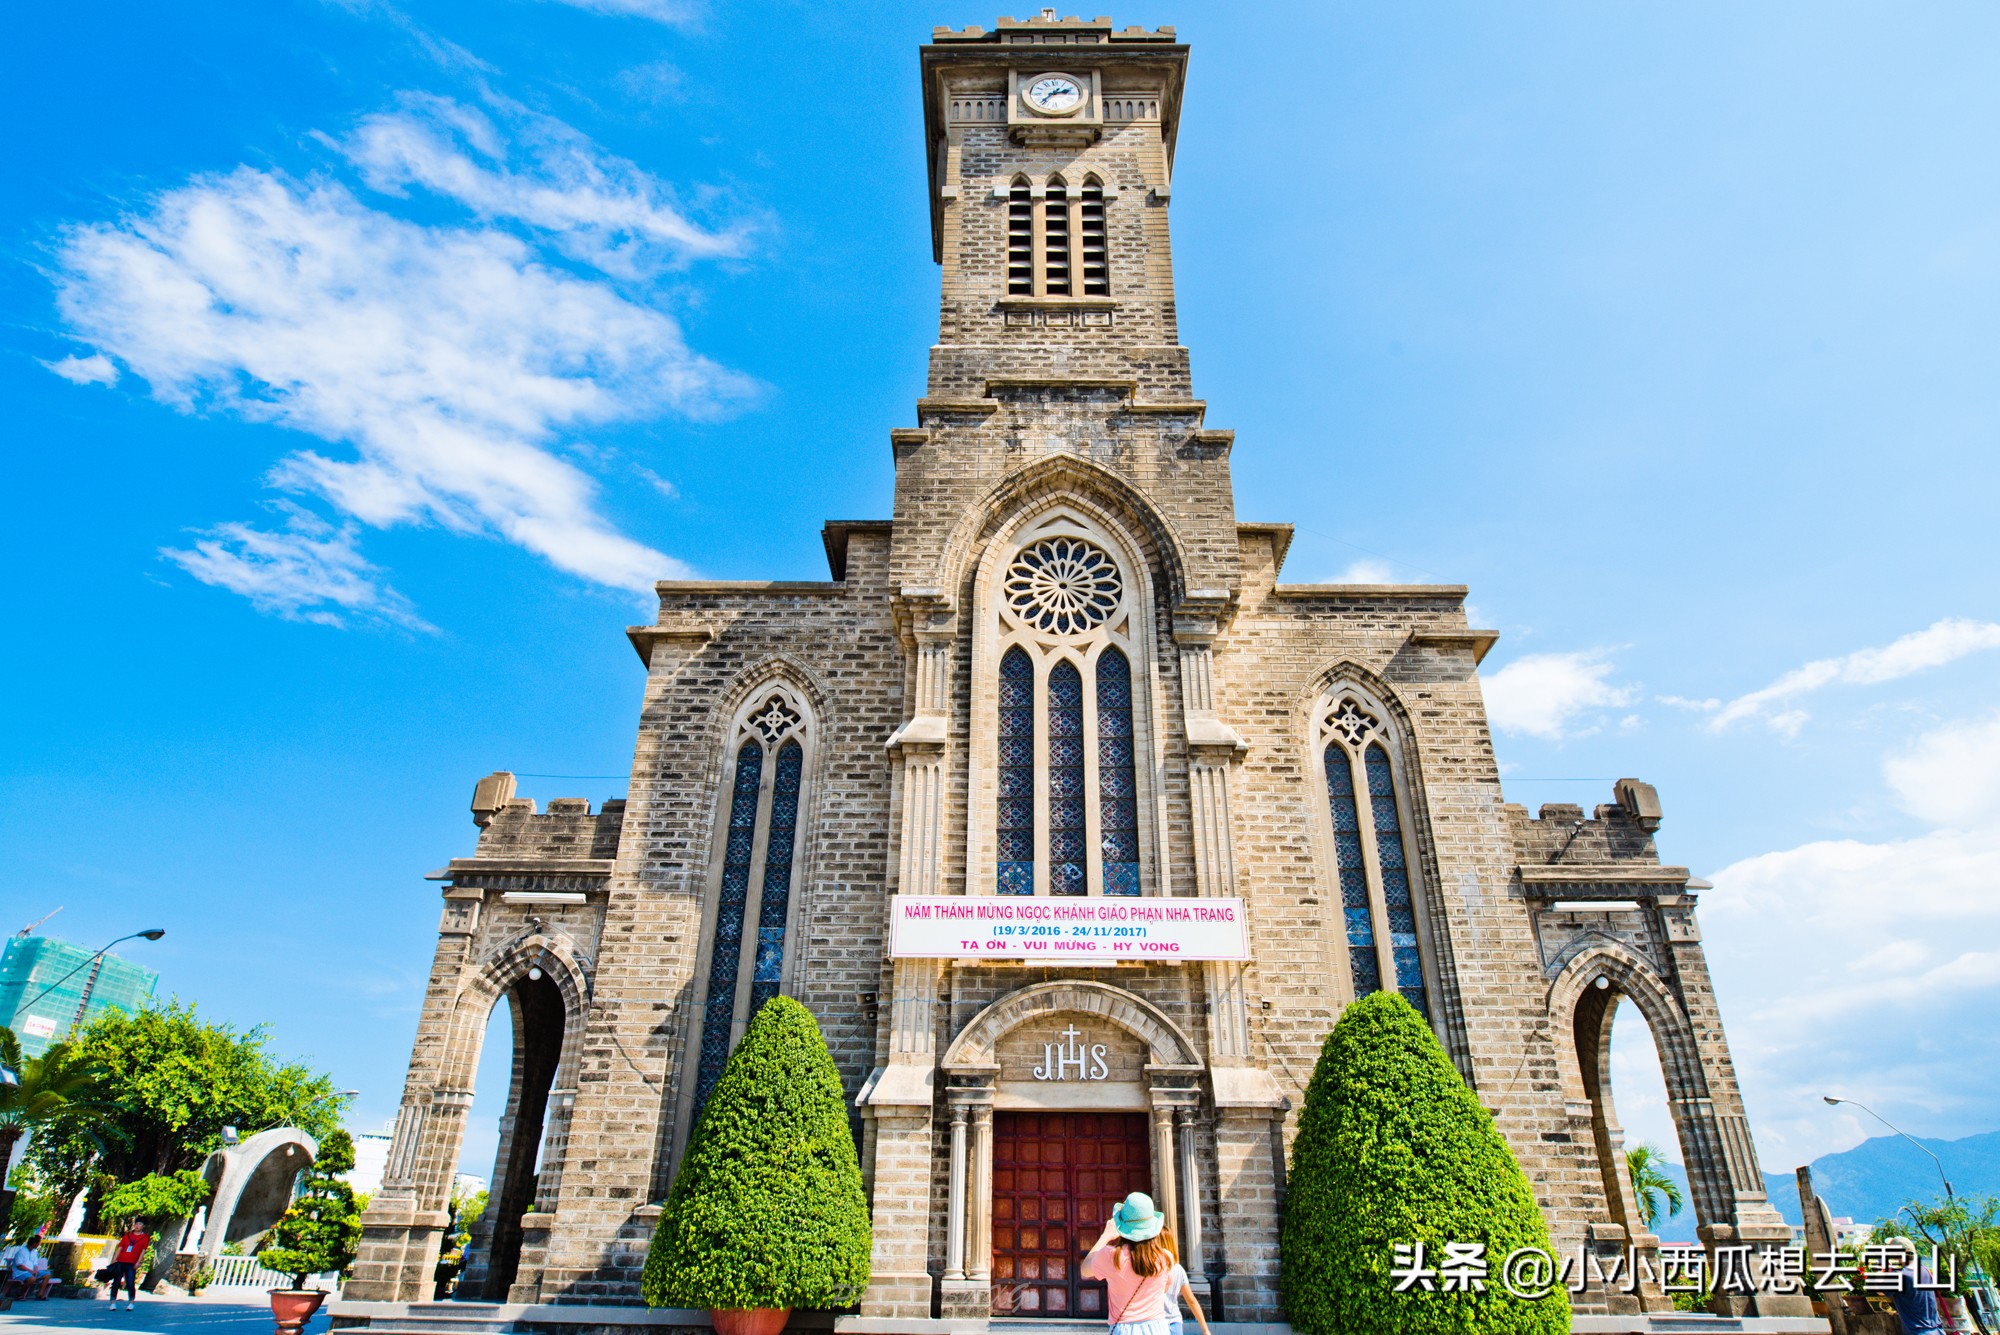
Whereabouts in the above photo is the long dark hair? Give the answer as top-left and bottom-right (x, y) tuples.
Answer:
(1111, 1225), (1178, 1278)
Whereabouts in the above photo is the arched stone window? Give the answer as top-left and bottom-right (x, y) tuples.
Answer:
(984, 511), (1156, 896)
(690, 686), (812, 1119)
(1042, 175), (1072, 295)
(1007, 176), (1034, 295)
(1079, 175), (1109, 295)
(1313, 690), (1435, 1018)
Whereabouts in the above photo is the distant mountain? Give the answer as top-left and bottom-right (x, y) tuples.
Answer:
(1636, 1130), (2000, 1236)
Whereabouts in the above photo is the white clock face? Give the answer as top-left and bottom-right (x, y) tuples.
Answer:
(1026, 75), (1084, 115)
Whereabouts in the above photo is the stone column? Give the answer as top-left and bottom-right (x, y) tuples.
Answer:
(1150, 1104), (1179, 1237)
(347, 895), (482, 1302)
(863, 601), (957, 1320)
(1175, 1106), (1207, 1284)
(1656, 894), (1808, 1318)
(941, 1081), (995, 1318)
(968, 1104), (993, 1284)
(945, 1104), (970, 1282)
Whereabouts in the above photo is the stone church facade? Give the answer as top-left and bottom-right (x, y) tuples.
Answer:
(348, 13), (1801, 1325)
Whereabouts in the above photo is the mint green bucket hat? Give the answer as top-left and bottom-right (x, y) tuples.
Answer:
(1113, 1191), (1165, 1241)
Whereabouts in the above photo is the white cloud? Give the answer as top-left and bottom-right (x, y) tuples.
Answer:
(53, 140), (753, 615)
(1883, 712), (2000, 827)
(1698, 724), (2000, 1168)
(42, 353), (120, 386)
(339, 95), (746, 278)
(1480, 649), (1634, 740)
(1710, 618), (2000, 734)
(162, 503), (431, 632)
(546, 0), (702, 26)
(1325, 558), (1395, 584)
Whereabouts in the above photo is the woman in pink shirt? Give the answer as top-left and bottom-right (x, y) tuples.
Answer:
(1080, 1193), (1212, 1335)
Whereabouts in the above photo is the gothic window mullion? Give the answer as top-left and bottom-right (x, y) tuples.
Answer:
(1348, 741), (1398, 1004)
(1365, 742), (1430, 1019)
(1047, 659), (1087, 895)
(729, 747), (780, 1046)
(748, 740), (804, 1015)
(1080, 650), (1105, 896)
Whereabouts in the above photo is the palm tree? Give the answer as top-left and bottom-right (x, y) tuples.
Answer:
(1626, 1142), (1685, 1232)
(0, 1027), (116, 1186)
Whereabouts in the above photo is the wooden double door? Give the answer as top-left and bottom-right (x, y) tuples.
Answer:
(990, 1111), (1153, 1318)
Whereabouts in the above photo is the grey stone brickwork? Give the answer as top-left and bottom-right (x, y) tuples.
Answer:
(347, 11), (1805, 1328)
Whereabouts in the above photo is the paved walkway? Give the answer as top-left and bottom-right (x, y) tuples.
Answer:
(0, 1293), (322, 1335)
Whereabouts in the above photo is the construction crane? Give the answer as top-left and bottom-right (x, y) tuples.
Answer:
(15, 907), (62, 939)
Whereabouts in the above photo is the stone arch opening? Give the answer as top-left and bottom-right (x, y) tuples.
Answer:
(458, 967), (569, 1301)
(1557, 948), (1719, 1244)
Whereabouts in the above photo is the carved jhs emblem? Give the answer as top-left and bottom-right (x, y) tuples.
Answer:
(1033, 1024), (1109, 1081)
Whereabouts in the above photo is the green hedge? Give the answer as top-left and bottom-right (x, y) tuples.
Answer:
(1280, 991), (1569, 1335)
(643, 997), (871, 1311)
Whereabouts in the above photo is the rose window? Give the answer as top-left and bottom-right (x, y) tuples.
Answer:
(1004, 537), (1123, 635)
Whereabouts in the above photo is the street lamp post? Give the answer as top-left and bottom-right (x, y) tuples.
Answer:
(1824, 1095), (1955, 1201)
(13, 930), (167, 1039)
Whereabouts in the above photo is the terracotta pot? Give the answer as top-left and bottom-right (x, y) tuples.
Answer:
(268, 1287), (327, 1335)
(709, 1308), (790, 1335)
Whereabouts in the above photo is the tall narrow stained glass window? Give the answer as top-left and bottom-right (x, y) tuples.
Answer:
(1048, 661), (1087, 895)
(998, 649), (1036, 895)
(1325, 746), (1381, 998)
(694, 741), (762, 1117)
(1366, 744), (1429, 1018)
(1097, 649), (1139, 895)
(747, 740), (803, 1014)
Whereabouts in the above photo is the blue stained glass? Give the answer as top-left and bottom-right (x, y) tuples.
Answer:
(1326, 745), (1380, 997)
(748, 741), (804, 1013)
(695, 741), (764, 1119)
(1096, 649), (1140, 895)
(1049, 662), (1086, 895)
(998, 649), (1036, 892)
(1366, 743), (1428, 1017)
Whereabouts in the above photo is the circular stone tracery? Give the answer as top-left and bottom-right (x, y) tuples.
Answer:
(1004, 537), (1123, 635)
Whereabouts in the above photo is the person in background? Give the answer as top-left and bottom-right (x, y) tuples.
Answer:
(104, 1220), (152, 1312)
(1081, 1194), (1211, 1335)
(1880, 1237), (1947, 1335)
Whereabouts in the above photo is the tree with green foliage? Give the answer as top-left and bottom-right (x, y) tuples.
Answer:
(1872, 1194), (2000, 1303)
(6, 1161), (62, 1243)
(25, 1001), (346, 1220)
(643, 997), (870, 1313)
(1280, 991), (1570, 1335)
(1624, 1144), (1683, 1232)
(261, 1129), (362, 1290)
(100, 1170), (211, 1226)
(0, 1026), (117, 1194)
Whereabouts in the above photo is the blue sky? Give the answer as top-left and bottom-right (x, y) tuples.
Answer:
(4, 1), (1997, 1187)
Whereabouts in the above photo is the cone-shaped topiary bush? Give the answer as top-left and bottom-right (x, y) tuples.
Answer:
(1280, 991), (1569, 1335)
(261, 1128), (362, 1290)
(643, 996), (871, 1311)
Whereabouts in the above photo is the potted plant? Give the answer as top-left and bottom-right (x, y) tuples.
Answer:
(260, 1129), (361, 1334)
(642, 997), (871, 1335)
